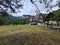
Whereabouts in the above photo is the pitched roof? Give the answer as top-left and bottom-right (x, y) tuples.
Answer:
(44, 13), (55, 21)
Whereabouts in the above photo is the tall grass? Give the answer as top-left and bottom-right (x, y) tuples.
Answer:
(0, 25), (60, 45)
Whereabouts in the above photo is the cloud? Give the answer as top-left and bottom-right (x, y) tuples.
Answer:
(12, 0), (59, 16)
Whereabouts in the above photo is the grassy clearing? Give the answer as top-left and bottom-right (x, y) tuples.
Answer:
(0, 25), (60, 45)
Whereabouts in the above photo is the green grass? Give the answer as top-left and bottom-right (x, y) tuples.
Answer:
(0, 25), (60, 45)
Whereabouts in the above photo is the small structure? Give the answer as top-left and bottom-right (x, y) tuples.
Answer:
(57, 21), (60, 26)
(44, 13), (55, 22)
(44, 13), (56, 28)
(29, 12), (56, 25)
(29, 13), (44, 25)
(29, 16), (37, 25)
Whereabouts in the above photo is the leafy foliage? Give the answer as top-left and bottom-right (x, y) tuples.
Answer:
(0, 13), (29, 25)
(52, 9), (60, 21)
(30, 0), (60, 12)
(58, 1), (60, 8)
(0, 0), (23, 15)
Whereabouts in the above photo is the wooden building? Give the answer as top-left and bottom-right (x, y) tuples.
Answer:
(29, 13), (44, 25)
(29, 12), (56, 25)
(44, 13), (55, 22)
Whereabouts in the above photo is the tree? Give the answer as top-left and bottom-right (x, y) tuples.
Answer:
(58, 0), (60, 8)
(30, 0), (60, 13)
(52, 9), (60, 22)
(0, 0), (23, 16)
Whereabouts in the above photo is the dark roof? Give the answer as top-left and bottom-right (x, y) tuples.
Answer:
(44, 13), (55, 21)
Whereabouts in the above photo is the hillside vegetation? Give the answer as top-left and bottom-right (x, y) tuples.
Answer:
(0, 25), (60, 45)
(52, 9), (60, 21)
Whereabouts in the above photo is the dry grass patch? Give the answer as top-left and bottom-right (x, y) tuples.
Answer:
(0, 25), (60, 45)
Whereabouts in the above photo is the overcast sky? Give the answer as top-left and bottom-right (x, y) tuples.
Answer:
(11, 0), (59, 17)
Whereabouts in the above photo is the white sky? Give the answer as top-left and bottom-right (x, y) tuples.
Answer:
(11, 0), (59, 17)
